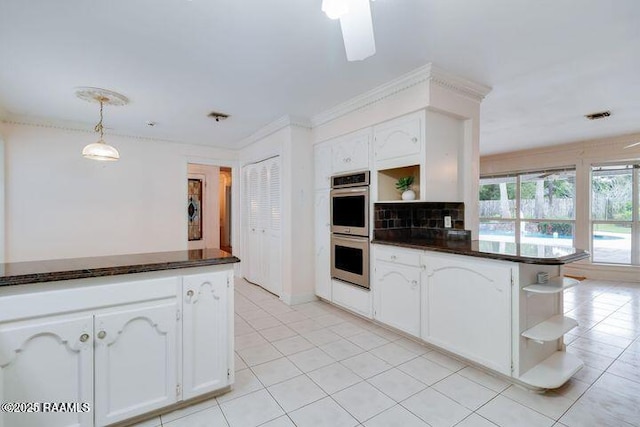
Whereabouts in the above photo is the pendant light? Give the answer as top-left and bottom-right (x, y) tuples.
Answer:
(76, 87), (129, 161)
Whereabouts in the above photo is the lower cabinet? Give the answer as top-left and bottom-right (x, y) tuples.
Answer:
(331, 279), (372, 318)
(373, 261), (421, 337)
(182, 271), (230, 400)
(94, 301), (178, 426)
(0, 269), (233, 427)
(0, 313), (94, 427)
(422, 252), (513, 375)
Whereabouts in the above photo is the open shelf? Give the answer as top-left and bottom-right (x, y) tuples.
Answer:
(377, 165), (420, 201)
(517, 351), (583, 389)
(523, 277), (579, 294)
(521, 315), (578, 342)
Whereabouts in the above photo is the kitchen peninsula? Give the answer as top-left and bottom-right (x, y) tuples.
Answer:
(371, 230), (589, 390)
(0, 249), (239, 427)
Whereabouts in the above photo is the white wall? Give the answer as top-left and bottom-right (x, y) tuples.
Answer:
(239, 123), (316, 304)
(286, 125), (314, 303)
(481, 131), (640, 282)
(0, 125), (5, 262)
(3, 123), (236, 262)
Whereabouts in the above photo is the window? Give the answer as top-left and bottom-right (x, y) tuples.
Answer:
(591, 163), (639, 265)
(479, 169), (576, 247)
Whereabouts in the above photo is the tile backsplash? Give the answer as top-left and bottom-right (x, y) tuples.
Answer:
(374, 202), (465, 230)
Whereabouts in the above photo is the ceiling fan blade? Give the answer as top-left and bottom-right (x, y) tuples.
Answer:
(339, 0), (376, 61)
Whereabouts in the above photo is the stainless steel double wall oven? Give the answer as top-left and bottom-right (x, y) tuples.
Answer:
(330, 171), (370, 289)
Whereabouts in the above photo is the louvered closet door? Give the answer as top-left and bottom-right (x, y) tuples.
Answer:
(258, 163), (271, 292)
(247, 166), (260, 284)
(242, 166), (251, 283)
(266, 158), (282, 296)
(243, 157), (282, 296)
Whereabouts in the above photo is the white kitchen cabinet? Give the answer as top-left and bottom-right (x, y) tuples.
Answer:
(373, 111), (423, 168)
(314, 190), (331, 300)
(314, 143), (332, 190)
(373, 261), (421, 337)
(422, 252), (513, 375)
(0, 268), (235, 427)
(94, 300), (178, 426)
(0, 313), (94, 427)
(331, 129), (371, 174)
(182, 271), (230, 399)
(331, 279), (372, 318)
(243, 157), (282, 296)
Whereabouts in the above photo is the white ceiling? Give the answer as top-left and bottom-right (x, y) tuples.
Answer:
(0, 0), (638, 154)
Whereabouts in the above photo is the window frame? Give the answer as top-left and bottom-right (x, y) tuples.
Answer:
(479, 167), (577, 247)
(590, 163), (640, 266)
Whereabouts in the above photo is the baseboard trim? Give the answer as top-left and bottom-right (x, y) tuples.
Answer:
(565, 263), (640, 283)
(280, 292), (318, 306)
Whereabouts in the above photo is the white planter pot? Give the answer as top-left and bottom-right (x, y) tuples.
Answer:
(401, 189), (416, 200)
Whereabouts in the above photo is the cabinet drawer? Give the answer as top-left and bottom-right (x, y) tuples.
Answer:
(374, 245), (422, 267)
(332, 279), (372, 318)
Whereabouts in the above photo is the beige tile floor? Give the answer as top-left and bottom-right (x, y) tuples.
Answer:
(136, 278), (640, 427)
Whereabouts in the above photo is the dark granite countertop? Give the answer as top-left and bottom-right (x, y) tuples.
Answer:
(0, 248), (240, 287)
(372, 229), (589, 265)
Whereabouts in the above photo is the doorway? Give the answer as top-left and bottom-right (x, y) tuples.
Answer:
(187, 163), (233, 253)
(219, 167), (232, 253)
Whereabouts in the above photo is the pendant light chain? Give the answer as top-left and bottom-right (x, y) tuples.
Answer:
(94, 99), (105, 139)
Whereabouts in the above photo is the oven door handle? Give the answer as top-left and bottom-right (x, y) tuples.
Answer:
(331, 187), (368, 195)
(333, 235), (370, 244)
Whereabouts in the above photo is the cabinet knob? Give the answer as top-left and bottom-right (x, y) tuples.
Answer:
(79, 333), (90, 343)
(97, 331), (107, 340)
(346, 157), (351, 163)
(187, 290), (194, 297)
(390, 255), (397, 260)
(412, 137), (418, 143)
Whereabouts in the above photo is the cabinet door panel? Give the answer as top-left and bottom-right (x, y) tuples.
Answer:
(315, 191), (331, 299)
(0, 314), (93, 427)
(374, 262), (421, 337)
(423, 254), (512, 375)
(331, 132), (370, 174)
(373, 113), (422, 162)
(314, 144), (332, 190)
(183, 272), (229, 399)
(94, 301), (178, 426)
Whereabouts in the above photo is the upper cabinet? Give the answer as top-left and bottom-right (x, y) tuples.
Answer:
(372, 110), (464, 203)
(314, 143), (332, 190)
(330, 129), (371, 174)
(373, 111), (424, 168)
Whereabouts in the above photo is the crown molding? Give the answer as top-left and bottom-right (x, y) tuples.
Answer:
(238, 115), (312, 147)
(311, 63), (492, 128)
(427, 64), (492, 103)
(0, 115), (186, 145)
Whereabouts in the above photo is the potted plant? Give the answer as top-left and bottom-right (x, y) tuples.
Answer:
(396, 176), (415, 200)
